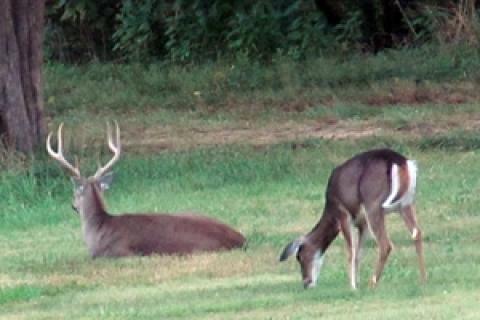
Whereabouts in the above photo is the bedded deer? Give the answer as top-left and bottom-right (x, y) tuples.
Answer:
(279, 149), (426, 289)
(47, 122), (246, 258)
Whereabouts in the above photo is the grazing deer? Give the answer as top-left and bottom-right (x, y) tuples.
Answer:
(279, 149), (426, 289)
(47, 122), (246, 258)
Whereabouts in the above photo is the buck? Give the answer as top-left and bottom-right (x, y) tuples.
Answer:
(47, 122), (246, 258)
(279, 149), (426, 289)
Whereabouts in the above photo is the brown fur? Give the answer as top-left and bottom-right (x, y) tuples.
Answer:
(78, 182), (246, 258)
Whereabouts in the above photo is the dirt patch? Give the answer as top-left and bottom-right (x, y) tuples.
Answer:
(57, 106), (480, 155)
(394, 117), (480, 135)
(120, 113), (480, 154)
(121, 119), (383, 153)
(364, 83), (474, 106)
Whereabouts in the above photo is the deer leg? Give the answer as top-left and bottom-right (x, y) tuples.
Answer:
(353, 220), (367, 287)
(365, 208), (392, 288)
(339, 214), (356, 289)
(401, 204), (427, 283)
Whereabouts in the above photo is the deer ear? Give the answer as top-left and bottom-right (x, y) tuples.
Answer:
(279, 238), (304, 262)
(99, 171), (114, 190)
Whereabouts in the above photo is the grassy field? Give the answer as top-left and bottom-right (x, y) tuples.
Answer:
(2, 48), (480, 318)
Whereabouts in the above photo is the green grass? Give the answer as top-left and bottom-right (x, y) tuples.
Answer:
(3, 45), (480, 318)
(45, 44), (480, 119)
(2, 134), (480, 319)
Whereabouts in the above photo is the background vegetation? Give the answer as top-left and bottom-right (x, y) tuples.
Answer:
(46, 0), (480, 63)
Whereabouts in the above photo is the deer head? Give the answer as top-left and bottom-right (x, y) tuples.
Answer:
(280, 236), (325, 288)
(47, 122), (121, 216)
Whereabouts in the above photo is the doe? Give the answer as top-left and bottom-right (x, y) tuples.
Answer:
(47, 122), (246, 258)
(279, 149), (426, 289)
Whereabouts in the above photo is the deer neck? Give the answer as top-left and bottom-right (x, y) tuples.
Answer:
(80, 183), (110, 231)
(306, 209), (340, 253)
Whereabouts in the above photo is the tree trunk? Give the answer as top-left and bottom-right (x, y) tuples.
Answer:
(0, 0), (46, 154)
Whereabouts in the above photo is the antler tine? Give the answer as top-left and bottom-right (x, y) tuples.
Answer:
(107, 120), (120, 152)
(46, 123), (81, 178)
(93, 120), (121, 179)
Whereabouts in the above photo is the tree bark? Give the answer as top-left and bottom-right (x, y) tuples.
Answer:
(0, 0), (46, 154)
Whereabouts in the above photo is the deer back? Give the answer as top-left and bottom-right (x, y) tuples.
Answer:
(104, 213), (246, 256)
(326, 148), (411, 215)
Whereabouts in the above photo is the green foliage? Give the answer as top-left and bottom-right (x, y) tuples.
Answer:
(163, 1), (233, 62)
(43, 44), (480, 115)
(162, 0), (330, 62)
(407, 4), (447, 43)
(45, 0), (331, 62)
(45, 0), (480, 63)
(334, 9), (364, 48)
(46, 0), (119, 61)
(112, 0), (162, 60)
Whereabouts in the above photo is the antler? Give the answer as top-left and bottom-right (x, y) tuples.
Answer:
(46, 123), (81, 178)
(93, 121), (121, 179)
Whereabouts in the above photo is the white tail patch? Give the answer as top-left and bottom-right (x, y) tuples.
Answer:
(382, 164), (400, 209)
(382, 160), (417, 210)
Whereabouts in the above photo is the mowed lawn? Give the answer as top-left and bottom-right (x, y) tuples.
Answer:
(1, 120), (480, 319)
